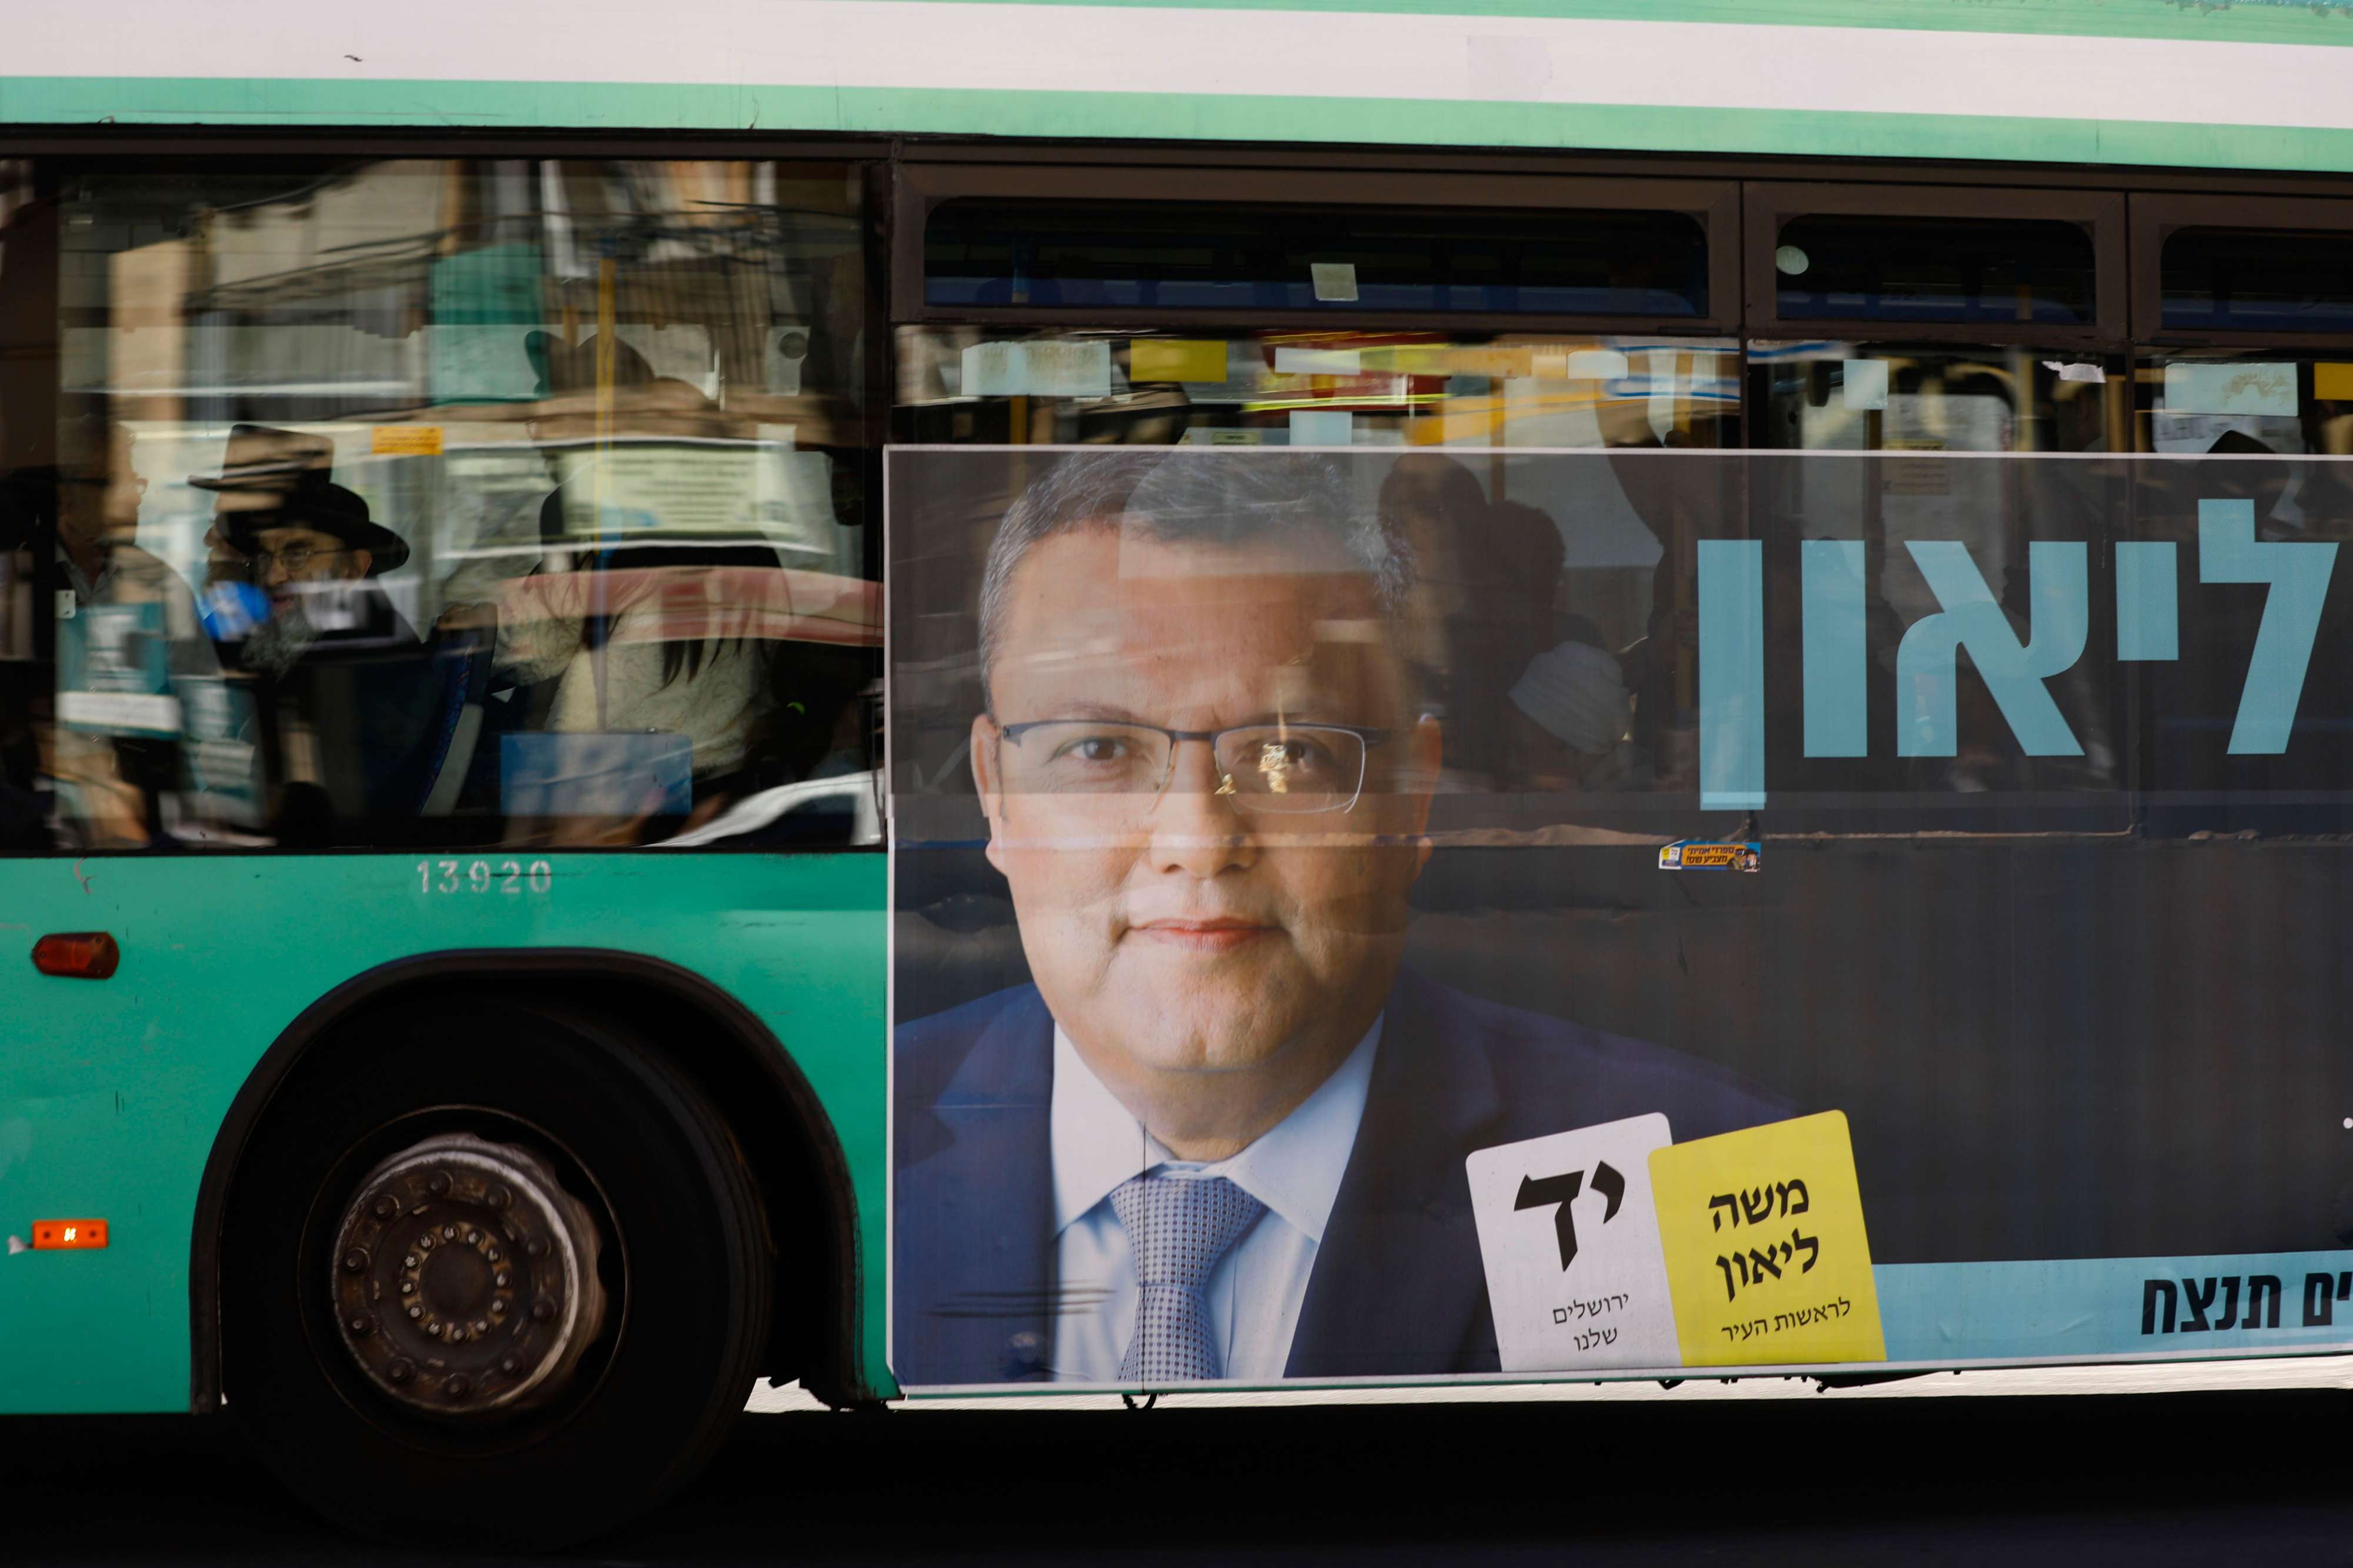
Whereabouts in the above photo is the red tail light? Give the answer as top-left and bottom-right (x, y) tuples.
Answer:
(32, 932), (119, 980)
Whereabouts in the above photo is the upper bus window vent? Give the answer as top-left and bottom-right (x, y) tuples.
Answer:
(924, 199), (1709, 318)
(2161, 226), (2353, 334)
(1774, 214), (2096, 326)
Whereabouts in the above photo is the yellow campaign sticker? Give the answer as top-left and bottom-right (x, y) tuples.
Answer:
(2315, 362), (2353, 402)
(372, 425), (444, 456)
(1129, 339), (1228, 383)
(1648, 1110), (1886, 1367)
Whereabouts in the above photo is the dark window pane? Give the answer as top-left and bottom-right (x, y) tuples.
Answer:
(2161, 226), (2353, 333)
(1775, 215), (2096, 326)
(925, 200), (1708, 318)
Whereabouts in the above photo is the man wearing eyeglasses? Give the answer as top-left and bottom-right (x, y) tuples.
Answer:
(894, 451), (1785, 1387)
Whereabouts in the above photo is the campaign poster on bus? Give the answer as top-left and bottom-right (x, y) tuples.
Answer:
(886, 443), (2353, 1389)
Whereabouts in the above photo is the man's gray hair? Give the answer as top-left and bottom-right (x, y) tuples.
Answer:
(976, 449), (1414, 700)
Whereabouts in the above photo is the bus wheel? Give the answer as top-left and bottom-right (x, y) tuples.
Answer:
(221, 997), (773, 1548)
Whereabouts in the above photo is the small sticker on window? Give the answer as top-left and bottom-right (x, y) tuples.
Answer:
(371, 425), (443, 456)
(1564, 348), (1630, 381)
(1842, 359), (1890, 412)
(959, 341), (1112, 398)
(1272, 346), (1362, 375)
(2164, 361), (2296, 418)
(1289, 409), (1354, 446)
(1309, 262), (1359, 302)
(1659, 840), (1760, 872)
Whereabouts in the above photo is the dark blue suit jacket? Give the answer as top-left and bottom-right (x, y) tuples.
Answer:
(892, 969), (1790, 1386)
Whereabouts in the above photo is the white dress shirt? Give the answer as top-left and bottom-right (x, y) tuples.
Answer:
(1047, 1015), (1382, 1383)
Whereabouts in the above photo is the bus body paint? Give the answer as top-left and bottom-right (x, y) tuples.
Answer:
(0, 853), (889, 1414)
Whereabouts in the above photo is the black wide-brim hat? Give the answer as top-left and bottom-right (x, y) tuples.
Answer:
(223, 480), (411, 576)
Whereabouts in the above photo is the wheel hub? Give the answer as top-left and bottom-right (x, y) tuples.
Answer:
(329, 1132), (606, 1417)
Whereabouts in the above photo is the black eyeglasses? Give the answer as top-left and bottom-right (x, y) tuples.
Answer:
(994, 719), (1391, 816)
(249, 543), (348, 573)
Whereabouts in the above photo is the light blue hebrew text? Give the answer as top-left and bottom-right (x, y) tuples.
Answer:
(2199, 499), (2338, 755)
(1895, 541), (2088, 758)
(1698, 539), (1764, 812)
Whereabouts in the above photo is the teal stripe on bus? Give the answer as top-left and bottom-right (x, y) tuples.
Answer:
(12, 79), (2353, 175)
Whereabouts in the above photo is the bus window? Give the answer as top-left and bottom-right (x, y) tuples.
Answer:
(898, 328), (1741, 449)
(1745, 343), (2131, 809)
(2129, 351), (2353, 833)
(924, 199), (1711, 318)
(1749, 343), (2126, 455)
(2137, 351), (2353, 458)
(1773, 214), (2098, 326)
(898, 328), (1741, 804)
(2161, 226), (2353, 335)
(12, 157), (879, 853)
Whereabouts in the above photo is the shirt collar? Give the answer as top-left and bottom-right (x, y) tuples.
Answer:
(1049, 1013), (1382, 1246)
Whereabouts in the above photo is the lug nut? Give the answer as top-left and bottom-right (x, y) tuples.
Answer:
(465, 1229), (481, 1245)
(530, 1298), (554, 1323)
(402, 1254), (419, 1269)
(498, 1353), (522, 1375)
(406, 1304), (423, 1319)
(417, 1233), (435, 1250)
(485, 1247), (501, 1263)
(372, 1196), (399, 1220)
(472, 1320), (489, 1337)
(486, 1187), (512, 1211)
(426, 1170), (451, 1197)
(494, 1272), (510, 1289)
(525, 1237), (549, 1259)
(446, 1374), (473, 1399)
(341, 1248), (368, 1273)
(386, 1358), (414, 1384)
(441, 1225), (458, 1240)
(347, 1315), (372, 1336)
(446, 1326), (465, 1343)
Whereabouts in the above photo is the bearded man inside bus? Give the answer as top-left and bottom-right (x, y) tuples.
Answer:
(893, 451), (1787, 1386)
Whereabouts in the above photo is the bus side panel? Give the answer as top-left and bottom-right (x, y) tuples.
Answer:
(0, 850), (887, 1414)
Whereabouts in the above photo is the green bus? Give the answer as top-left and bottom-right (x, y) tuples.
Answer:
(12, 0), (2353, 1546)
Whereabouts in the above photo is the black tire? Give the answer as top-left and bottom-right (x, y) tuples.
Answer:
(222, 995), (772, 1548)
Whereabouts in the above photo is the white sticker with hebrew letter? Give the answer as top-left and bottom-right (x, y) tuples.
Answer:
(1467, 1113), (1683, 1372)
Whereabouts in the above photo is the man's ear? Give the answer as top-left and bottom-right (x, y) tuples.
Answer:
(970, 712), (1008, 876)
(344, 546), (372, 580)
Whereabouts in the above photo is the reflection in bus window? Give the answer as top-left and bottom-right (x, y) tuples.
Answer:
(924, 199), (1710, 316)
(899, 329), (1741, 804)
(898, 328), (1741, 449)
(8, 158), (878, 852)
(2160, 227), (2353, 335)
(1749, 346), (2128, 803)
(1774, 215), (2097, 326)
(2137, 351), (2353, 458)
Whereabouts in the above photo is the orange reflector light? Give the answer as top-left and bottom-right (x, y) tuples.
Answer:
(31, 1220), (108, 1250)
(32, 932), (119, 979)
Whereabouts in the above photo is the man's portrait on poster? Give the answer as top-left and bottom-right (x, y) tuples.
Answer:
(893, 449), (1785, 1386)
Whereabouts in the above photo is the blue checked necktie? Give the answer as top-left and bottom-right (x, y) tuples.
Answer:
(1110, 1173), (1267, 1383)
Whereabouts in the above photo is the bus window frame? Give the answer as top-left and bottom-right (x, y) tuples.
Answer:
(1743, 181), (2128, 351)
(2128, 191), (2353, 352)
(891, 161), (1743, 338)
